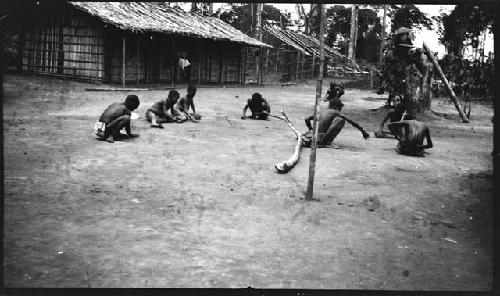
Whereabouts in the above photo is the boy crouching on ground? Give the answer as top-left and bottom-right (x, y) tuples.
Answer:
(94, 94), (140, 143)
(241, 92), (271, 120)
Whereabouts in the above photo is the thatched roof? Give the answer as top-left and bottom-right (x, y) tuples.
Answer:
(263, 26), (360, 71)
(69, 2), (271, 48)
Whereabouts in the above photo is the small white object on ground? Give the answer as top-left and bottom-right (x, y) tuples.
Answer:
(131, 198), (139, 203)
(443, 237), (457, 244)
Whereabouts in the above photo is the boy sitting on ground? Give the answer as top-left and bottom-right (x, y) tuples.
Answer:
(175, 85), (201, 122)
(241, 92), (271, 120)
(388, 114), (433, 157)
(146, 89), (181, 128)
(303, 96), (369, 148)
(374, 103), (406, 138)
(94, 94), (140, 143)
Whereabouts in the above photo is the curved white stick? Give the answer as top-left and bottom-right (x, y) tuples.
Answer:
(274, 110), (305, 173)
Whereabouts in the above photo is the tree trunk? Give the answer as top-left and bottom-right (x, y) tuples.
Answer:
(348, 5), (358, 60)
(255, 3), (262, 84)
(379, 5), (387, 65)
(419, 60), (433, 113)
(208, 3), (213, 15)
(423, 43), (469, 122)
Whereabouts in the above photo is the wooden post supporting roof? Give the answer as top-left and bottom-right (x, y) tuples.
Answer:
(171, 37), (175, 87)
(122, 35), (126, 87)
(219, 44), (223, 87)
(242, 46), (247, 85)
(296, 50), (300, 83)
(301, 52), (305, 81)
(311, 53), (315, 79)
(305, 4), (325, 201)
(198, 42), (202, 85)
(136, 35), (140, 85)
(276, 49), (280, 72)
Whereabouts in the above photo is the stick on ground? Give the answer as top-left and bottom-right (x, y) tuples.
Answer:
(274, 110), (305, 174)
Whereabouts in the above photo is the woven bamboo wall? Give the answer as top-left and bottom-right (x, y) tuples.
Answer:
(22, 10), (105, 81)
(21, 3), (248, 85)
(107, 35), (244, 84)
(261, 31), (319, 83)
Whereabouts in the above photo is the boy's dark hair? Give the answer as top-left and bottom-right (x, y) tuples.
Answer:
(125, 94), (140, 110)
(187, 85), (197, 94)
(252, 92), (263, 101)
(327, 82), (344, 99)
(168, 90), (180, 100)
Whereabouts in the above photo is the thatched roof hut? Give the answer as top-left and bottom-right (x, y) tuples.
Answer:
(262, 26), (360, 71)
(20, 1), (271, 85)
(70, 2), (269, 48)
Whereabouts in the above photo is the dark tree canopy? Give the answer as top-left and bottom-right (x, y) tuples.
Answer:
(389, 4), (433, 33)
(322, 5), (381, 62)
(325, 5), (351, 49)
(219, 4), (292, 35)
(436, 3), (495, 56)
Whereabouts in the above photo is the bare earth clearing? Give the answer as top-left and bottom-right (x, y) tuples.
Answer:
(3, 74), (493, 289)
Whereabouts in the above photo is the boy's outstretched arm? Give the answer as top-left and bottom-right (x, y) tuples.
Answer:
(338, 114), (370, 139)
(304, 115), (314, 130)
(191, 101), (196, 114)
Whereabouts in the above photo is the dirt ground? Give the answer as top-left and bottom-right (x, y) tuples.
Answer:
(3, 74), (493, 289)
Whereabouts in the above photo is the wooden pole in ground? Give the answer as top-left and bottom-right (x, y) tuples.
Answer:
(122, 35), (126, 88)
(305, 4), (325, 201)
(422, 42), (469, 123)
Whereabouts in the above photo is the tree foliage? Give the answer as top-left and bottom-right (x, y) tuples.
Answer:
(389, 4), (433, 32)
(322, 5), (381, 62)
(219, 4), (292, 35)
(436, 3), (495, 56)
(189, 2), (213, 16)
